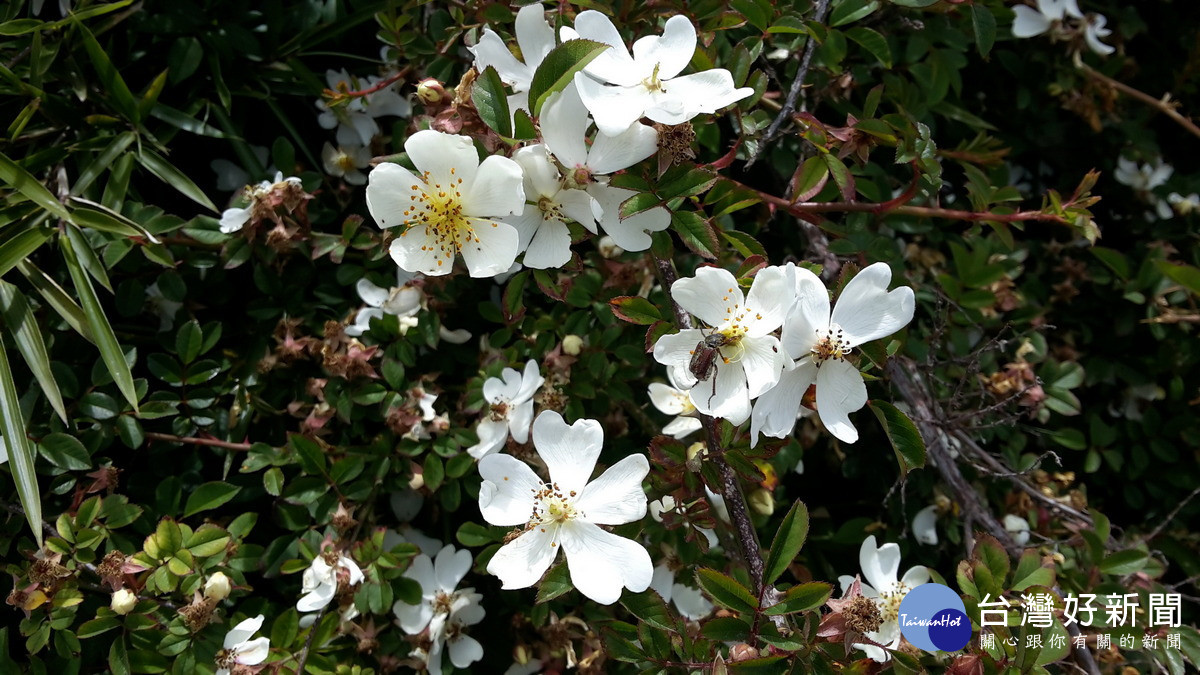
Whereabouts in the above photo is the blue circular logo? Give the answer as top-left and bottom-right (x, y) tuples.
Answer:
(897, 583), (971, 653)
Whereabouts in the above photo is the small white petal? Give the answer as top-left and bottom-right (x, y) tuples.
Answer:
(478, 454), (544, 525)
(449, 634), (485, 669)
(559, 519), (653, 605)
(407, 130), (479, 186)
(487, 525), (560, 589)
(574, 454), (650, 525)
(670, 267), (743, 329)
(912, 505), (939, 545)
(829, 263), (915, 348)
(459, 218), (520, 278)
(434, 544), (472, 591)
(533, 411), (603, 495)
(858, 536), (901, 593)
(1011, 6), (1051, 38)
(629, 15), (697, 81)
(224, 615), (265, 649)
(814, 359), (868, 444)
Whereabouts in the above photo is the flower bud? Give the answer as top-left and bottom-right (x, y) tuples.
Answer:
(748, 488), (775, 516)
(204, 571), (232, 601)
(562, 335), (583, 356)
(110, 588), (137, 615)
(596, 236), (624, 259)
(416, 79), (445, 104)
(686, 441), (705, 463)
(408, 471), (425, 491)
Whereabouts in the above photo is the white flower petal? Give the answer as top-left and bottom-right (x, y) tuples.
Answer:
(740, 336), (784, 399)
(693, 359), (752, 425)
(743, 265), (794, 336)
(587, 184), (670, 251)
(515, 360), (544, 402)
(514, 3), (555, 74)
(235, 637), (271, 666)
(389, 226), (444, 276)
(750, 358), (816, 446)
(367, 162), (429, 230)
(648, 382), (688, 414)
(662, 416), (702, 439)
(395, 593), (435, 634)
(513, 145), (562, 199)
(471, 28), (531, 88)
(541, 85), (592, 168)
(814, 358), (868, 444)
(901, 565), (930, 587)
(463, 154), (526, 217)
(468, 418), (510, 459)
(913, 505), (939, 545)
(449, 634), (484, 668)
(296, 582), (336, 612)
(557, 188), (598, 231)
(629, 14), (696, 81)
(671, 266), (743, 329)
(574, 454), (649, 525)
(781, 266), (830, 359)
(219, 207), (252, 234)
(587, 122), (659, 175)
(459, 218), (520, 278)
(572, 11), (640, 86)
(356, 278), (390, 308)
(574, 74), (652, 136)
(650, 70), (751, 121)
(224, 615), (265, 649)
(829, 263), (915, 348)
(650, 563), (674, 602)
(858, 535), (901, 593)
(1011, 6), (1051, 38)
(487, 525), (560, 589)
(406, 130), (480, 186)
(671, 583), (715, 620)
(478, 454), (544, 525)
(560, 519), (653, 604)
(521, 218), (572, 269)
(652, 328), (705, 381)
(508, 399), (535, 444)
(533, 411), (602, 495)
(434, 545), (472, 592)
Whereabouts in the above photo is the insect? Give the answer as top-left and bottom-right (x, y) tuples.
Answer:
(688, 331), (739, 405)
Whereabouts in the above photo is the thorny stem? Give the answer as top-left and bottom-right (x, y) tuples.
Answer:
(1078, 62), (1200, 141)
(748, 0), (833, 168)
(294, 605), (328, 674)
(324, 67), (411, 100)
(144, 431), (253, 451)
(653, 257), (765, 598)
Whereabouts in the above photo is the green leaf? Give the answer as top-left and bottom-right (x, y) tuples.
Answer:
(185, 524), (230, 557)
(289, 434), (326, 475)
(762, 581), (832, 615)
(888, 0), (939, 6)
(829, 0), (880, 27)
(74, 21), (138, 122)
(1012, 550), (1055, 591)
(845, 26), (892, 68)
(0, 282), (66, 422)
(77, 617), (122, 638)
(108, 636), (130, 675)
(0, 150), (71, 221)
(183, 482), (241, 517)
(658, 167), (718, 200)
(671, 211), (719, 259)
(137, 148), (218, 213)
(1100, 549), (1150, 576)
(695, 568), (758, 613)
(868, 400), (925, 474)
(175, 320), (202, 364)
(17, 260), (89, 340)
(618, 191), (663, 220)
(61, 235), (139, 412)
(455, 522), (499, 547)
(700, 616), (753, 642)
(535, 560), (573, 603)
(471, 66), (512, 138)
(973, 533), (1010, 584)
(38, 433), (90, 471)
(821, 153), (856, 201)
(793, 155), (830, 202)
(527, 39), (611, 116)
(263, 468), (284, 496)
(0, 19), (43, 36)
(609, 296), (663, 325)
(0, 223), (52, 278)
(763, 500), (809, 586)
(621, 590), (676, 631)
(64, 223), (112, 292)
(148, 104), (227, 138)
(1156, 261), (1200, 295)
(970, 4), (997, 58)
(0, 343), (41, 546)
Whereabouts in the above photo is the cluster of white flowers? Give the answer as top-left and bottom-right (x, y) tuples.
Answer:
(395, 544), (485, 675)
(317, 69), (412, 185)
(1011, 0), (1114, 56)
(365, 6), (750, 278)
(652, 262), (914, 444)
(837, 536), (929, 662)
(297, 550), (365, 622)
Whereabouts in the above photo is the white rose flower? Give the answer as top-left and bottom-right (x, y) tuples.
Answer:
(837, 536), (929, 663)
(478, 411), (653, 605)
(505, 144), (596, 269)
(1011, 0), (1082, 38)
(321, 142), (371, 186)
(216, 615), (270, 675)
(395, 544), (485, 675)
(912, 505), (939, 546)
(346, 268), (423, 337)
(751, 262), (914, 444)
(652, 265), (793, 425)
(565, 12), (752, 135)
(467, 360), (544, 459)
(297, 552), (364, 613)
(366, 130), (526, 278)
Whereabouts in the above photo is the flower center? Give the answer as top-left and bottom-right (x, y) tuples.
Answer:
(811, 324), (850, 364)
(400, 169), (475, 269)
(334, 150), (357, 173)
(537, 195), (565, 222)
(643, 62), (665, 92)
(215, 649), (235, 669)
(876, 581), (912, 624)
(531, 482), (579, 526)
(432, 590), (454, 615)
(489, 401), (509, 421)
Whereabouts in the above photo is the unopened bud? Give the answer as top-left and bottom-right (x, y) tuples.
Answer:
(728, 643), (758, 662)
(204, 571), (232, 601)
(596, 236), (624, 259)
(748, 488), (775, 516)
(562, 335), (583, 356)
(111, 588), (137, 615)
(686, 441), (706, 463)
(408, 471), (425, 491)
(416, 79), (445, 104)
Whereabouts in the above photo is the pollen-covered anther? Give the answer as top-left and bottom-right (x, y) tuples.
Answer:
(811, 325), (851, 363)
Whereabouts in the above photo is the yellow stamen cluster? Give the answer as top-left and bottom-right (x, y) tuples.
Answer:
(876, 581), (913, 623)
(537, 195), (565, 222)
(400, 168), (487, 269)
(643, 63), (665, 93)
(811, 325), (850, 364)
(525, 482), (581, 545)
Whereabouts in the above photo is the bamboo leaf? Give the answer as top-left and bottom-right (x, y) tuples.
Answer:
(0, 282), (66, 422)
(0, 221), (52, 278)
(0, 342), (42, 547)
(61, 235), (138, 411)
(137, 148), (218, 213)
(17, 260), (90, 341)
(0, 150), (70, 221)
(64, 224), (113, 292)
(70, 132), (136, 197)
(74, 20), (139, 122)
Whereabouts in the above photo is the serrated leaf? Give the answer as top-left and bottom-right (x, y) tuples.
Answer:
(535, 560), (572, 603)
(75, 20), (138, 122)
(471, 66), (512, 138)
(61, 235), (139, 412)
(38, 433), (90, 470)
(845, 26), (892, 68)
(1100, 549), (1150, 576)
(602, 628), (645, 663)
(696, 568), (758, 613)
(621, 590), (675, 631)
(618, 191), (663, 220)
(671, 211), (719, 259)
(609, 296), (663, 325)
(821, 153), (856, 201)
(175, 320), (202, 363)
(829, 0), (880, 27)
(867, 400), (925, 474)
(0, 282), (66, 422)
(183, 482), (241, 517)
(659, 167), (718, 200)
(455, 522), (498, 547)
(719, 229), (768, 259)
(137, 148), (217, 213)
(527, 39), (611, 116)
(794, 155), (830, 202)
(764, 500), (809, 586)
(0, 344), (41, 546)
(701, 616), (752, 642)
(762, 581), (832, 615)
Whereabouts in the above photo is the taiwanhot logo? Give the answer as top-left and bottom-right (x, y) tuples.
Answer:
(897, 583), (972, 653)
